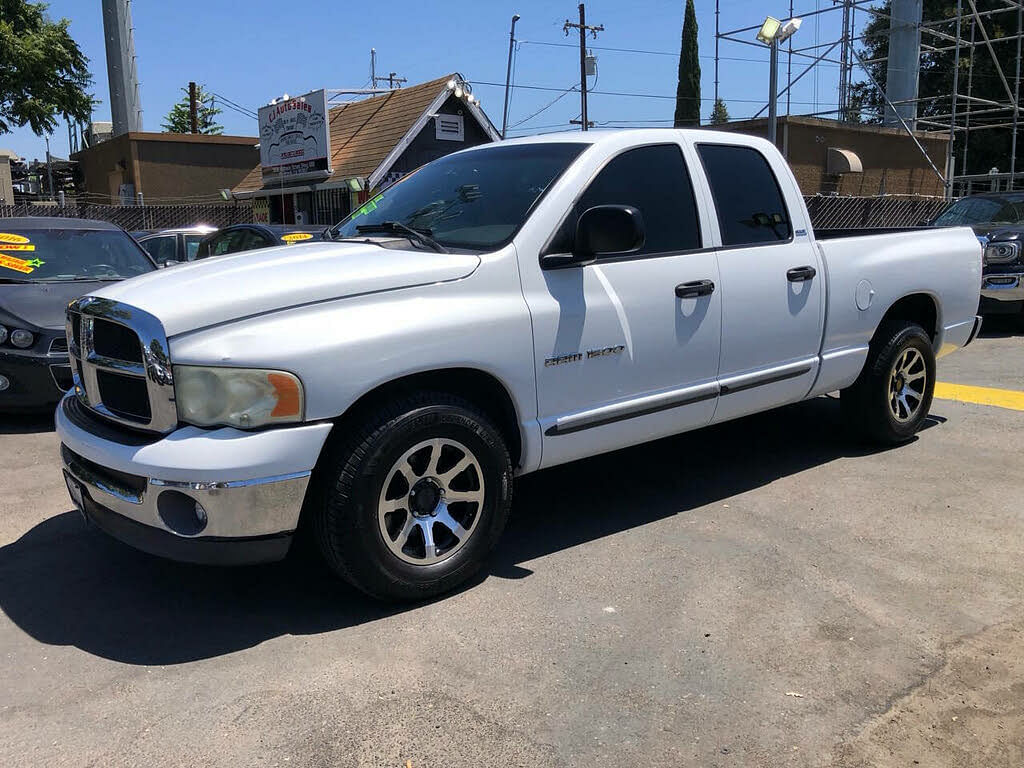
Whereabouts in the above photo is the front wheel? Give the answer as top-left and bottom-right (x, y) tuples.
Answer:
(841, 322), (936, 445)
(310, 393), (513, 601)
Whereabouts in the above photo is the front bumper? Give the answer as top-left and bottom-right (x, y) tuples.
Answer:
(56, 394), (333, 565)
(0, 349), (71, 410)
(980, 271), (1024, 305)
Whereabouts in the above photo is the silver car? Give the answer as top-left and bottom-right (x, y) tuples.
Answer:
(135, 226), (217, 265)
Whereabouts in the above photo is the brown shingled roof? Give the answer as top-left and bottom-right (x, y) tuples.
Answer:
(234, 74), (465, 194)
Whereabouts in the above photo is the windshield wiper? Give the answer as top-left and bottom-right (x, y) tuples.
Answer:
(0, 276), (32, 284)
(355, 221), (447, 253)
(38, 276), (124, 282)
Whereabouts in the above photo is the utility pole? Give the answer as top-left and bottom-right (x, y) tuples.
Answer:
(44, 135), (54, 201)
(370, 48), (377, 88)
(502, 13), (521, 139)
(769, 38), (779, 145)
(564, 3), (603, 131)
(188, 81), (199, 134)
(387, 72), (407, 89)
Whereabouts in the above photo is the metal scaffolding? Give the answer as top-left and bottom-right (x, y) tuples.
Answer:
(714, 0), (1024, 197)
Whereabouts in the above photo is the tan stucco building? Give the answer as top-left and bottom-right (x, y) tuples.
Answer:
(72, 132), (258, 205)
(712, 116), (951, 197)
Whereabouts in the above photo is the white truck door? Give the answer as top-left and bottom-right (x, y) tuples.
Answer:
(522, 142), (722, 469)
(693, 141), (824, 424)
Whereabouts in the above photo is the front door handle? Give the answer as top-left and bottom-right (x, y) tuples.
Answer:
(787, 265), (817, 282)
(675, 279), (715, 299)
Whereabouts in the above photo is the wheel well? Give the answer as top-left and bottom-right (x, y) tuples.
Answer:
(875, 293), (939, 343)
(334, 368), (523, 467)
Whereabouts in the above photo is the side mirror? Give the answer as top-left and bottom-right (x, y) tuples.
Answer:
(540, 205), (645, 269)
(162, 259), (177, 269)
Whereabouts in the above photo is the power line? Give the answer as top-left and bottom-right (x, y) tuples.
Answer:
(208, 91), (257, 118)
(508, 82), (578, 129)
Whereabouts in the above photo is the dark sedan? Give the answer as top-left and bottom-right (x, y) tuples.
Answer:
(931, 193), (1024, 317)
(194, 223), (327, 260)
(0, 218), (157, 411)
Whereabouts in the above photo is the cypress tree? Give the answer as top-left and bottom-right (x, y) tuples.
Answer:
(674, 0), (701, 127)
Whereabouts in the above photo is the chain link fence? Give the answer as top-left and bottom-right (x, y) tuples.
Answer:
(803, 195), (952, 230)
(0, 203), (254, 231)
(2, 196), (952, 233)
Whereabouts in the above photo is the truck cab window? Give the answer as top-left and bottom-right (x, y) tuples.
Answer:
(553, 144), (701, 257)
(697, 144), (793, 246)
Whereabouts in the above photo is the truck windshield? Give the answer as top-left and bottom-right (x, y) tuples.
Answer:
(329, 142), (587, 250)
(0, 228), (156, 282)
(933, 196), (1024, 226)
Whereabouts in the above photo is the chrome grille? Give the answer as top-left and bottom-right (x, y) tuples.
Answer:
(66, 297), (177, 434)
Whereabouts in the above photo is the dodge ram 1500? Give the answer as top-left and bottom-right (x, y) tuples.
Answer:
(56, 129), (983, 600)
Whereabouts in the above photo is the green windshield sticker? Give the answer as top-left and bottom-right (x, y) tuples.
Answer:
(351, 194), (385, 220)
(0, 254), (43, 273)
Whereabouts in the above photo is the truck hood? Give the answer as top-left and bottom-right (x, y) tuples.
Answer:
(87, 242), (481, 336)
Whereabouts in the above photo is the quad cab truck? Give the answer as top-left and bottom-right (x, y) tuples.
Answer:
(56, 130), (983, 600)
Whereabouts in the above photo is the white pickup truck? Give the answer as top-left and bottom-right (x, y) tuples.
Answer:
(57, 130), (982, 600)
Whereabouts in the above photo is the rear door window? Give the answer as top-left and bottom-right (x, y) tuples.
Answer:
(697, 144), (793, 246)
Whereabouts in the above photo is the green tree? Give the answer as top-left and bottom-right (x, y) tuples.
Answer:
(0, 0), (93, 135)
(709, 98), (730, 125)
(674, 0), (701, 127)
(852, 0), (1018, 175)
(162, 84), (223, 134)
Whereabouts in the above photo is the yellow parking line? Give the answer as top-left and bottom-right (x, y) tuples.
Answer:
(934, 382), (1024, 412)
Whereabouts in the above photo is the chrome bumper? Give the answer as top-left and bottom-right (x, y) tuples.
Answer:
(61, 443), (310, 540)
(981, 272), (1024, 302)
(55, 392), (334, 563)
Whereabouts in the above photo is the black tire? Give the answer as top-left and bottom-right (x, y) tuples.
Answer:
(309, 392), (513, 601)
(841, 321), (936, 445)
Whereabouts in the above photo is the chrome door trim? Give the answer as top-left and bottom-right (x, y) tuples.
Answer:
(718, 358), (816, 396)
(545, 380), (720, 436)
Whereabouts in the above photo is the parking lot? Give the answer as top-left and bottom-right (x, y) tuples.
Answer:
(1, 320), (1021, 767)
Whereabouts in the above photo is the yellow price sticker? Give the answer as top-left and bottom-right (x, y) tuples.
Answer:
(0, 233), (34, 252)
(281, 232), (314, 243)
(0, 254), (44, 274)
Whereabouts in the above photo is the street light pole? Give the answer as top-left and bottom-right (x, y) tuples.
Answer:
(769, 39), (779, 146)
(501, 13), (520, 139)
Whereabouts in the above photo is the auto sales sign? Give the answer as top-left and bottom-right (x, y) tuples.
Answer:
(259, 89), (332, 183)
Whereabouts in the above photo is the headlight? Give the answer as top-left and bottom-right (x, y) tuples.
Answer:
(173, 366), (304, 428)
(10, 329), (34, 349)
(0, 325), (7, 345)
(984, 241), (1021, 264)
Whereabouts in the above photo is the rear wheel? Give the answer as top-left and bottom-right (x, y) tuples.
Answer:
(310, 393), (513, 601)
(841, 322), (935, 445)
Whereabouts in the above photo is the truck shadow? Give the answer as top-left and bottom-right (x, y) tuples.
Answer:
(0, 396), (942, 666)
(979, 314), (1024, 338)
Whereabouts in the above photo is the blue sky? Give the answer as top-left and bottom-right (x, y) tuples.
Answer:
(5, 0), (856, 161)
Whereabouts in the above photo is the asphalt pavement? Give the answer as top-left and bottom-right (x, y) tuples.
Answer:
(1, 322), (1022, 767)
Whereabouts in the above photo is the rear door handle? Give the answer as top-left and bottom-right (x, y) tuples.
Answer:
(787, 265), (817, 282)
(675, 279), (715, 299)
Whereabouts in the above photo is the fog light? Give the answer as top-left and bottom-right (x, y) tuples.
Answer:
(194, 500), (208, 527)
(157, 490), (209, 536)
(10, 329), (33, 349)
(0, 374), (9, 391)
